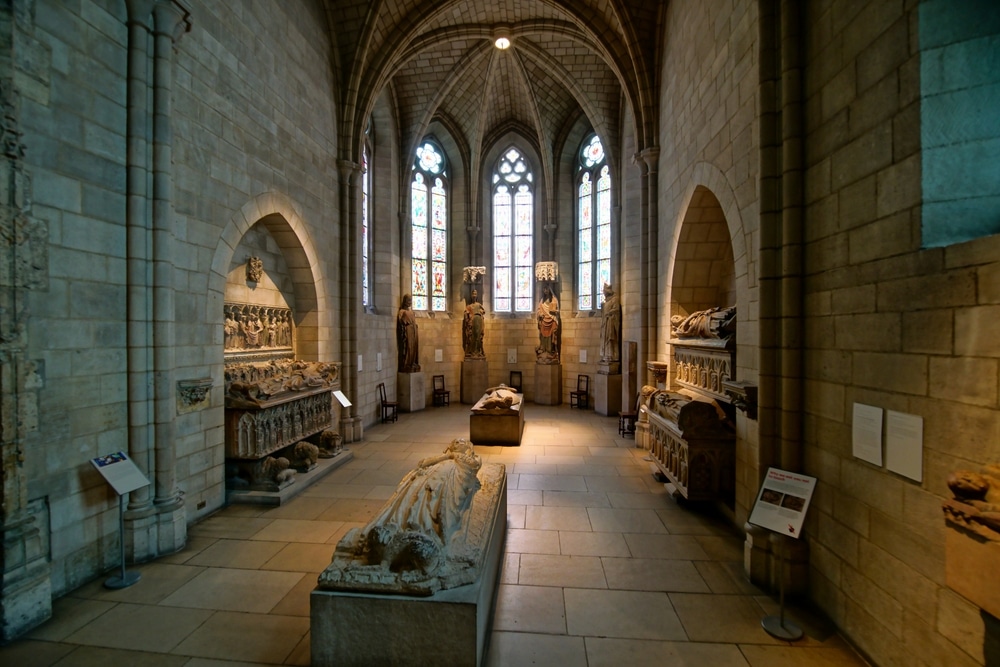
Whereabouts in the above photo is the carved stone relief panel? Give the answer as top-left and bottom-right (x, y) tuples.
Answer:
(224, 302), (294, 355)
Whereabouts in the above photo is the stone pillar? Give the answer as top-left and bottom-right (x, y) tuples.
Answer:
(638, 147), (659, 372)
(124, 0), (156, 545)
(338, 159), (363, 442)
(150, 0), (190, 556)
(0, 1), (53, 641)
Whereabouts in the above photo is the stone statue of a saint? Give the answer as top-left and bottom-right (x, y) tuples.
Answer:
(462, 289), (486, 358)
(396, 294), (420, 372)
(599, 283), (621, 363)
(535, 286), (560, 363)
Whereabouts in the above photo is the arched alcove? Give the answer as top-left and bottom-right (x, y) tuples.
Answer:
(669, 186), (736, 319)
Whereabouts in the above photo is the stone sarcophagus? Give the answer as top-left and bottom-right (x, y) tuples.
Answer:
(224, 359), (341, 491)
(469, 385), (524, 446)
(642, 390), (735, 502)
(637, 305), (737, 504)
(942, 465), (1000, 619)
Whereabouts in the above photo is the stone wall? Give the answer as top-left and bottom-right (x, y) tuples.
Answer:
(658, 0), (761, 522)
(21, 0), (340, 595)
(799, 1), (998, 665)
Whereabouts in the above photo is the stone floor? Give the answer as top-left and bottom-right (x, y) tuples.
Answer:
(1, 403), (872, 666)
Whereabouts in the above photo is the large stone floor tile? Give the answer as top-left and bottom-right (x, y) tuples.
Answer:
(493, 584), (567, 634)
(250, 518), (344, 543)
(170, 611), (308, 664)
(159, 568), (306, 613)
(518, 473), (589, 492)
(623, 532), (712, 560)
(670, 593), (785, 645)
(525, 505), (593, 531)
(517, 554), (607, 588)
(315, 498), (385, 522)
(25, 597), (117, 642)
(740, 644), (873, 666)
(585, 637), (751, 667)
(187, 538), (285, 569)
(64, 603), (212, 653)
(485, 631), (587, 667)
(507, 528), (561, 554)
(542, 490), (611, 507)
(0, 638), (74, 667)
(73, 563), (206, 605)
(588, 507), (667, 533)
(602, 556), (711, 593)
(46, 645), (188, 667)
(187, 516), (273, 540)
(559, 530), (631, 557)
(261, 542), (338, 573)
(565, 588), (687, 640)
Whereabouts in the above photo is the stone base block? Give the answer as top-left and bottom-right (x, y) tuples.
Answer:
(311, 478), (507, 667)
(470, 407), (524, 446)
(398, 372), (426, 413)
(946, 521), (1000, 619)
(594, 372), (622, 416)
(534, 363), (562, 405)
(461, 359), (489, 404)
(226, 450), (353, 506)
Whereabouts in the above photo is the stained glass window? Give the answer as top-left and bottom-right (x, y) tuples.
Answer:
(411, 140), (447, 311)
(577, 135), (612, 311)
(362, 142), (370, 307)
(493, 147), (533, 312)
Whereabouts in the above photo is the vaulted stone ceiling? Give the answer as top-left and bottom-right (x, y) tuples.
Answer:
(322, 0), (663, 173)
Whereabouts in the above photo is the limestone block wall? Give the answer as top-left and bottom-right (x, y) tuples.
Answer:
(658, 0), (761, 521)
(20, 0), (341, 595)
(800, 1), (998, 665)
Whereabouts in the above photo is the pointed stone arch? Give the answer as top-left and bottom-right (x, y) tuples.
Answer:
(208, 192), (333, 362)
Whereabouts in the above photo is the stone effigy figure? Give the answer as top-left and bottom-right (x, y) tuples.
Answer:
(535, 286), (560, 363)
(670, 305), (736, 340)
(396, 294), (420, 372)
(599, 283), (621, 363)
(318, 438), (506, 597)
(462, 289), (486, 358)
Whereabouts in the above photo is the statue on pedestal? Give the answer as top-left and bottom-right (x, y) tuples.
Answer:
(599, 283), (621, 363)
(396, 294), (420, 372)
(535, 286), (560, 364)
(462, 289), (486, 359)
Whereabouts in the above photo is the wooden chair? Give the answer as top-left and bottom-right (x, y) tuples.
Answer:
(619, 393), (639, 437)
(569, 374), (589, 409)
(509, 370), (523, 393)
(432, 374), (450, 406)
(377, 382), (398, 423)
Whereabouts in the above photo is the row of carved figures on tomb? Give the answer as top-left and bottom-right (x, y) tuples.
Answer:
(224, 359), (339, 404)
(224, 303), (294, 350)
(233, 392), (333, 459)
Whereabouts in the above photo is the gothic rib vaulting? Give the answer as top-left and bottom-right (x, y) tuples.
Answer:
(2, 0), (1000, 666)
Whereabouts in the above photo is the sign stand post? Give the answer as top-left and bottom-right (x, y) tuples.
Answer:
(747, 467), (817, 642)
(105, 493), (141, 590)
(760, 535), (802, 640)
(90, 452), (151, 590)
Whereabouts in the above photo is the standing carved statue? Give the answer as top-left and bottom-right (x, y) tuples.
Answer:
(462, 289), (486, 358)
(599, 283), (621, 363)
(535, 286), (560, 363)
(397, 294), (420, 372)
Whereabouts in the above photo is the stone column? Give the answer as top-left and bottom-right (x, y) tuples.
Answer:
(638, 147), (659, 380)
(151, 0), (190, 555)
(338, 159), (363, 442)
(0, 0), (52, 642)
(124, 0), (155, 521)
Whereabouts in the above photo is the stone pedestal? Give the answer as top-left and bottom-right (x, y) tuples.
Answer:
(461, 359), (489, 404)
(311, 466), (507, 667)
(534, 363), (562, 405)
(340, 416), (363, 443)
(594, 368), (622, 416)
(397, 372), (426, 413)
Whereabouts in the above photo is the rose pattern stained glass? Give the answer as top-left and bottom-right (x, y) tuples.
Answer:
(493, 149), (533, 312)
(411, 141), (447, 311)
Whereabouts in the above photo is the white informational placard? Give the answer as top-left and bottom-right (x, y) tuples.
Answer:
(91, 452), (150, 496)
(748, 467), (817, 538)
(332, 390), (352, 408)
(885, 410), (923, 482)
(852, 402), (883, 466)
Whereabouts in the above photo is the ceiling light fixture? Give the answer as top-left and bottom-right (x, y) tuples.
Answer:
(493, 26), (511, 50)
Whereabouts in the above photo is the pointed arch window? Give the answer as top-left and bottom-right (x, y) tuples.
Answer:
(493, 147), (533, 312)
(361, 140), (371, 308)
(577, 134), (611, 310)
(411, 140), (448, 311)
